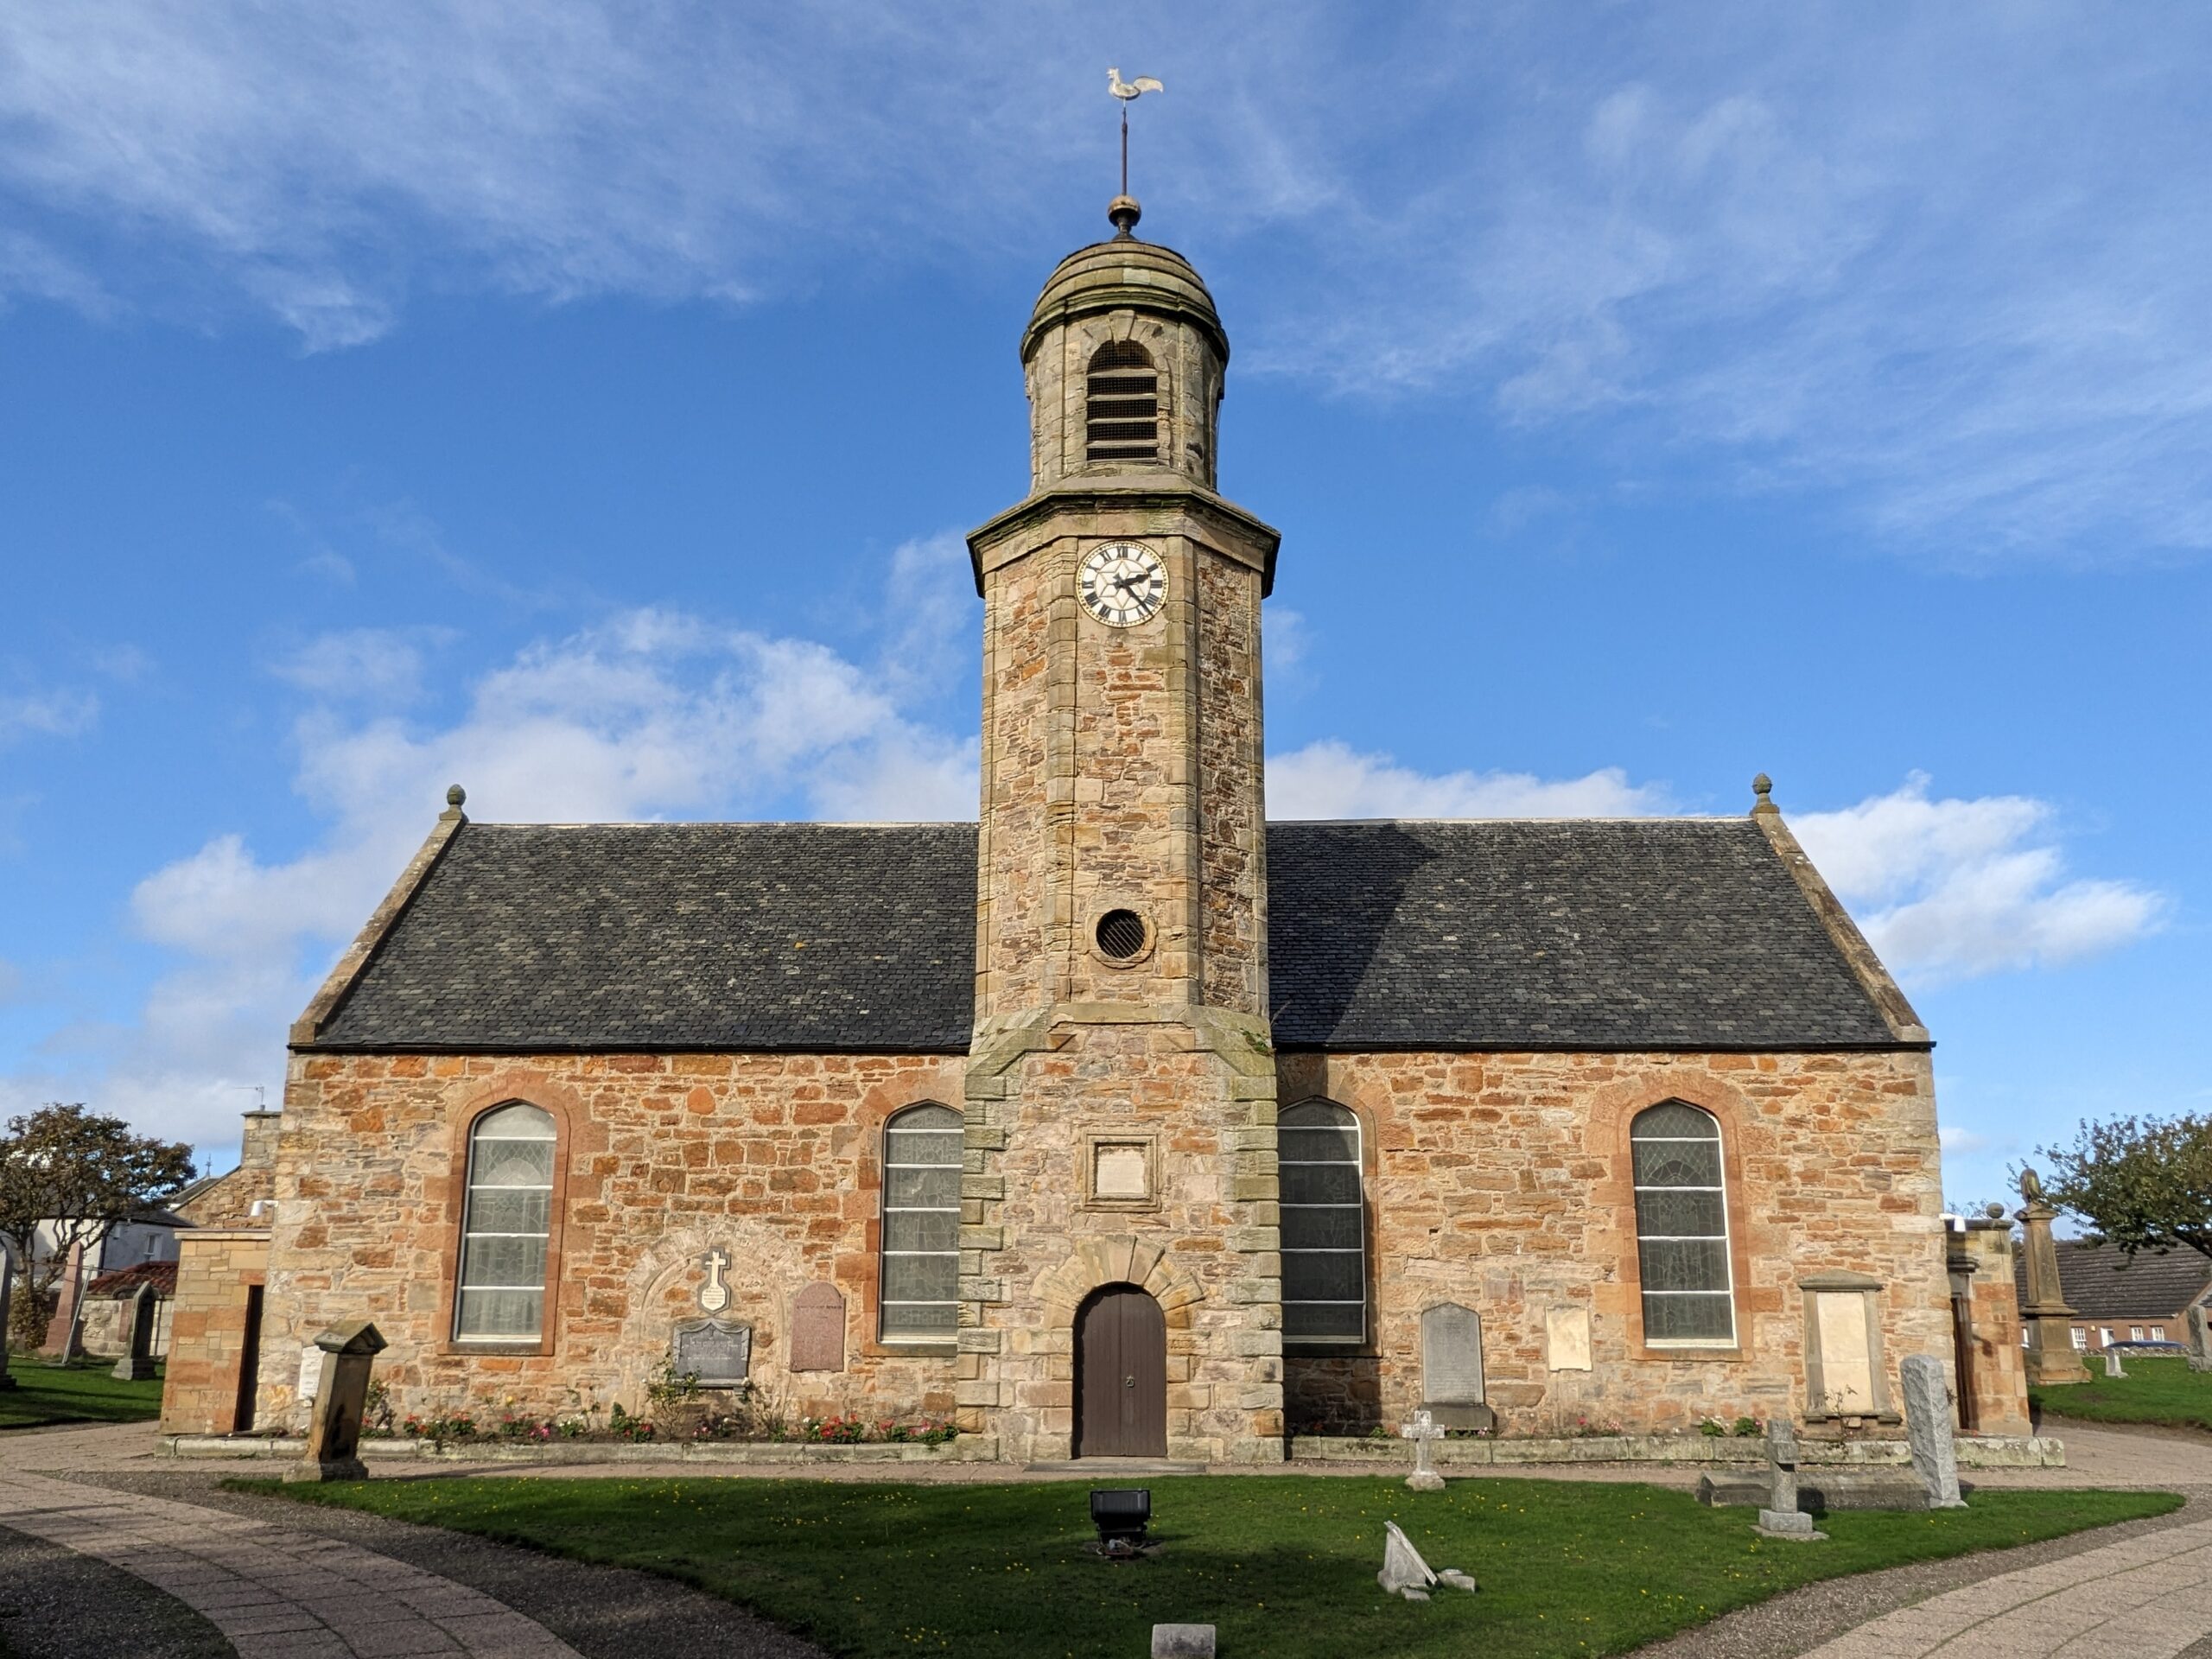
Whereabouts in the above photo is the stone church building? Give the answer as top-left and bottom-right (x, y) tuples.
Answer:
(162, 196), (2018, 1463)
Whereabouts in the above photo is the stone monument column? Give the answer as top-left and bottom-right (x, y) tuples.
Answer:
(2015, 1169), (2086, 1388)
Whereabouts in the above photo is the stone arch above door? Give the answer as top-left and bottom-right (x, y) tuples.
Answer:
(1034, 1236), (1205, 1327)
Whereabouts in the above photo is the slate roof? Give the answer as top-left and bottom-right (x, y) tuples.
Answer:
(2015, 1240), (2212, 1320)
(308, 817), (1910, 1054)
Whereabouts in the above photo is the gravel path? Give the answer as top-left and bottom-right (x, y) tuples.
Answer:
(0, 1522), (230, 1659)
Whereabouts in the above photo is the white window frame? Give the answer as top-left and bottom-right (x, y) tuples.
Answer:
(1278, 1100), (1366, 1346)
(453, 1102), (556, 1344)
(2071, 1327), (2088, 1350)
(880, 1103), (962, 1344)
(1631, 1103), (1738, 1348)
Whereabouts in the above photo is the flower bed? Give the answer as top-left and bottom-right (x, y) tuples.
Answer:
(1288, 1432), (2065, 1468)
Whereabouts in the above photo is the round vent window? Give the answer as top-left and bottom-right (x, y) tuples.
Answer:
(1095, 909), (1148, 961)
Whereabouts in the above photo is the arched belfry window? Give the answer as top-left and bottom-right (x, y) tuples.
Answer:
(1280, 1100), (1365, 1343)
(880, 1103), (963, 1341)
(1086, 340), (1160, 464)
(454, 1102), (556, 1343)
(1631, 1102), (1737, 1345)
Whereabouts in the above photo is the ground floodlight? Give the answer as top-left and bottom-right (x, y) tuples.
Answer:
(1090, 1487), (1151, 1554)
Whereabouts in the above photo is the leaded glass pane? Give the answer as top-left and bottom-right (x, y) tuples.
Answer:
(1630, 1187), (1726, 1239)
(881, 1253), (958, 1304)
(1280, 1125), (1360, 1163)
(881, 1300), (957, 1338)
(1281, 1205), (1363, 1250)
(1641, 1292), (1734, 1343)
(1281, 1162), (1361, 1205)
(1631, 1139), (1722, 1188)
(887, 1166), (960, 1207)
(1285, 1300), (1364, 1339)
(1632, 1102), (1718, 1141)
(886, 1208), (960, 1253)
(455, 1288), (543, 1339)
(461, 1187), (549, 1235)
(887, 1131), (964, 1166)
(1284, 1251), (1364, 1303)
(459, 1234), (546, 1288)
(1638, 1238), (1731, 1294)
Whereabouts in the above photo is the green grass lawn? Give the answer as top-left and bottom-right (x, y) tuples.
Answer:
(2032, 1355), (2212, 1432)
(0, 1357), (164, 1430)
(255, 1474), (2177, 1659)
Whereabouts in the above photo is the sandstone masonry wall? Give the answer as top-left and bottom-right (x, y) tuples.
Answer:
(161, 1228), (270, 1436)
(1275, 1048), (1951, 1436)
(256, 1051), (965, 1432)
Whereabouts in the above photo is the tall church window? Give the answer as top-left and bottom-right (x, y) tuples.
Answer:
(454, 1102), (556, 1344)
(881, 1103), (963, 1341)
(1631, 1102), (1737, 1344)
(1085, 340), (1160, 463)
(1280, 1099), (1365, 1343)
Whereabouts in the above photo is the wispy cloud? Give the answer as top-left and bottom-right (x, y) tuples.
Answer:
(1268, 741), (1669, 820)
(0, 687), (98, 745)
(1791, 773), (2164, 983)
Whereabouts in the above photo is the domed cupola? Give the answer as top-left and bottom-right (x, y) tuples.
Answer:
(1020, 198), (1229, 490)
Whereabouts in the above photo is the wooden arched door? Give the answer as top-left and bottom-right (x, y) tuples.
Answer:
(1074, 1283), (1166, 1458)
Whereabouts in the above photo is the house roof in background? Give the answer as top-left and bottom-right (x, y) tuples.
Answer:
(2017, 1239), (2212, 1319)
(304, 817), (1909, 1054)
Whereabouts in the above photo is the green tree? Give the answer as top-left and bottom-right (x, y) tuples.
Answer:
(2037, 1113), (2212, 1259)
(0, 1103), (197, 1346)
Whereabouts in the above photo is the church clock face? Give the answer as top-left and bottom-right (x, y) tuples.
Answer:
(1078, 541), (1166, 626)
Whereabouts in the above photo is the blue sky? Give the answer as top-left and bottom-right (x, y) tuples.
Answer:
(1, 3), (2204, 1205)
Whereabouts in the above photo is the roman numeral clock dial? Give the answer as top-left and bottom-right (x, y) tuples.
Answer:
(1078, 541), (1166, 627)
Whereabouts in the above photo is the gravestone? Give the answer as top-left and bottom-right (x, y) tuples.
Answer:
(672, 1318), (752, 1386)
(1419, 1303), (1492, 1432)
(2016, 1169), (2088, 1385)
(2103, 1349), (2126, 1378)
(296, 1342), (324, 1404)
(1151, 1624), (1216, 1658)
(1400, 1408), (1445, 1492)
(1899, 1354), (1967, 1509)
(790, 1282), (846, 1373)
(1377, 1520), (1438, 1600)
(285, 1319), (385, 1484)
(2188, 1305), (2212, 1374)
(1755, 1420), (1825, 1539)
(111, 1282), (160, 1382)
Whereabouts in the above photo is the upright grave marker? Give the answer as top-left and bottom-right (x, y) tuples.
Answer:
(1419, 1303), (1492, 1431)
(1755, 1420), (1825, 1540)
(286, 1320), (385, 1483)
(111, 1282), (160, 1382)
(1899, 1353), (1967, 1509)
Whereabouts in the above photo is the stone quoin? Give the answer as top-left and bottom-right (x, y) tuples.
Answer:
(159, 184), (2022, 1459)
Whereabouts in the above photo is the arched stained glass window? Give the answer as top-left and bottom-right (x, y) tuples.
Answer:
(1086, 339), (1160, 463)
(1631, 1102), (1737, 1345)
(1280, 1100), (1364, 1343)
(880, 1103), (963, 1341)
(454, 1102), (556, 1343)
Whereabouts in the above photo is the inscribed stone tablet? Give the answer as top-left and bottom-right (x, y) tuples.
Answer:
(1420, 1303), (1484, 1404)
(1095, 1143), (1149, 1200)
(790, 1282), (846, 1372)
(672, 1319), (753, 1386)
(1546, 1307), (1592, 1372)
(1814, 1293), (1877, 1413)
(296, 1344), (324, 1402)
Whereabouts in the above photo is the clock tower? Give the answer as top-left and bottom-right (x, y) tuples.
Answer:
(957, 198), (1287, 1464)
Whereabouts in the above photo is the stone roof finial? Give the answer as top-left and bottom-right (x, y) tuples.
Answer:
(1751, 772), (1777, 815)
(442, 783), (467, 820)
(1108, 194), (1142, 239)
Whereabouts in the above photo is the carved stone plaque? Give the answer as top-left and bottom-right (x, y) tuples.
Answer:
(1420, 1303), (1491, 1431)
(790, 1281), (846, 1373)
(1546, 1307), (1592, 1372)
(1094, 1143), (1148, 1200)
(671, 1318), (752, 1387)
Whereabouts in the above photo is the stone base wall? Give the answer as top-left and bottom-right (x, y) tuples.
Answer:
(1275, 1048), (1951, 1437)
(161, 1229), (270, 1436)
(257, 1052), (967, 1433)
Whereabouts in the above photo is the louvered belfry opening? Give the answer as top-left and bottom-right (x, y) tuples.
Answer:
(1085, 340), (1160, 463)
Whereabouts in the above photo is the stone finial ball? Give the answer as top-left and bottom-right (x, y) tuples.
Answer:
(446, 784), (467, 808)
(1985, 1201), (2006, 1219)
(1108, 194), (1142, 236)
(1752, 772), (1773, 798)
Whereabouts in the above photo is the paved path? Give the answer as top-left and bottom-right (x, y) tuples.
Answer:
(0, 1468), (579, 1659)
(1797, 1510), (2212, 1658)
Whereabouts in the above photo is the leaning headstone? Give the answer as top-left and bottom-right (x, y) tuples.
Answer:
(1899, 1354), (1967, 1510)
(1378, 1520), (1438, 1599)
(111, 1282), (161, 1382)
(2188, 1305), (2212, 1374)
(1755, 1420), (1826, 1539)
(2104, 1349), (2126, 1378)
(1401, 1408), (1446, 1492)
(1151, 1624), (1216, 1659)
(1418, 1303), (1493, 1431)
(285, 1319), (385, 1484)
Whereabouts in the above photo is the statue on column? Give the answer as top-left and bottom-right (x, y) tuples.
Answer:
(2016, 1166), (2087, 1387)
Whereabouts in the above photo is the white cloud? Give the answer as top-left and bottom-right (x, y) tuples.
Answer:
(1268, 740), (1669, 820)
(1938, 1125), (1993, 1156)
(269, 626), (448, 704)
(28, 533), (982, 1154)
(0, 688), (98, 745)
(1792, 773), (2163, 984)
